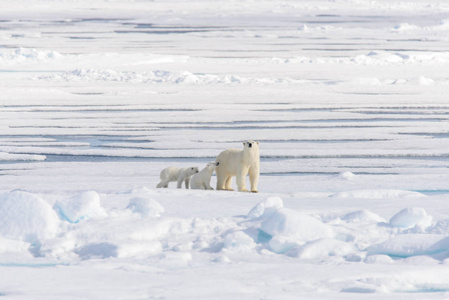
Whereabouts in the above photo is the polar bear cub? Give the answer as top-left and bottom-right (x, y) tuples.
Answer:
(215, 140), (260, 192)
(190, 161), (219, 190)
(156, 166), (199, 189)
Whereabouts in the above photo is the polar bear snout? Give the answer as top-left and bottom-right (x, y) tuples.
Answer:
(208, 162), (219, 168)
(243, 140), (259, 149)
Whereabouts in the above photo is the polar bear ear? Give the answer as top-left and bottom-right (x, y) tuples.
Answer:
(255, 141), (259, 145)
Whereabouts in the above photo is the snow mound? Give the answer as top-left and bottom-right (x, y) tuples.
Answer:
(353, 51), (405, 65)
(341, 210), (386, 223)
(0, 48), (62, 64)
(364, 255), (394, 264)
(246, 196), (283, 219)
(267, 235), (302, 254)
(330, 189), (426, 199)
(222, 231), (257, 253)
(0, 151), (46, 161)
(418, 75), (435, 86)
(289, 238), (355, 260)
(427, 236), (449, 258)
(39, 68), (300, 85)
(76, 242), (118, 260)
(275, 51), (449, 66)
(367, 234), (443, 258)
(435, 19), (449, 31)
(246, 198), (334, 254)
(260, 208), (334, 243)
(389, 207), (432, 229)
(54, 191), (106, 223)
(336, 171), (356, 180)
(0, 237), (30, 254)
(391, 23), (421, 33)
(0, 191), (60, 242)
(126, 197), (165, 218)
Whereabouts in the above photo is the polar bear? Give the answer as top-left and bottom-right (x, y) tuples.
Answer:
(190, 162), (219, 190)
(215, 141), (260, 192)
(156, 166), (199, 189)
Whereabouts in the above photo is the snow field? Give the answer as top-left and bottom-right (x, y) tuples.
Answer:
(2, 188), (449, 295)
(2, 0), (449, 298)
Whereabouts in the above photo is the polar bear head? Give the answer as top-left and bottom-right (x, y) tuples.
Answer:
(187, 167), (199, 175)
(243, 140), (259, 149)
(206, 161), (219, 169)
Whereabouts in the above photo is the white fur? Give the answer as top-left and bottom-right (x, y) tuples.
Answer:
(190, 162), (219, 190)
(156, 166), (199, 189)
(215, 140), (260, 192)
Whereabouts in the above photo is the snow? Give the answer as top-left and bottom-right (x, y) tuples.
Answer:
(2, 0), (449, 298)
(259, 208), (334, 244)
(0, 191), (60, 243)
(389, 207), (433, 229)
(126, 197), (165, 218)
(54, 191), (106, 223)
(246, 196), (283, 219)
(367, 234), (443, 258)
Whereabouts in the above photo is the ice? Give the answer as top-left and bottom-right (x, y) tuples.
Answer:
(0, 151), (46, 161)
(288, 238), (356, 260)
(246, 196), (283, 219)
(54, 191), (106, 223)
(341, 210), (386, 223)
(222, 231), (257, 253)
(0, 48), (62, 64)
(389, 207), (433, 229)
(391, 23), (421, 33)
(126, 197), (164, 218)
(418, 75), (435, 86)
(246, 197), (334, 254)
(75, 242), (118, 260)
(267, 235), (302, 254)
(367, 234), (443, 258)
(40, 68), (300, 85)
(3, 0), (449, 298)
(259, 208), (334, 244)
(0, 191), (60, 243)
(0, 237), (30, 254)
(331, 189), (426, 199)
(336, 171), (356, 181)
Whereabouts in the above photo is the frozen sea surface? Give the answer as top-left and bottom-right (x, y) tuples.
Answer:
(2, 0), (449, 299)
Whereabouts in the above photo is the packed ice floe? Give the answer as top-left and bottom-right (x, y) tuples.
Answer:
(3, 0), (449, 298)
(0, 48), (62, 64)
(1, 189), (449, 271)
(38, 68), (302, 85)
(0, 151), (46, 161)
(272, 51), (449, 66)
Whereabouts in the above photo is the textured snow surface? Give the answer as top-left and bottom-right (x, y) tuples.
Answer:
(2, 0), (449, 299)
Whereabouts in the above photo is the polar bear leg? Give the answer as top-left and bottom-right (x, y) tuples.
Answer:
(177, 177), (184, 189)
(224, 176), (234, 191)
(216, 172), (226, 190)
(185, 177), (190, 189)
(157, 179), (169, 188)
(205, 181), (212, 190)
(236, 170), (249, 192)
(249, 166), (259, 193)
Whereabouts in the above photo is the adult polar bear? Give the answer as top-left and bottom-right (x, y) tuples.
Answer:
(215, 140), (260, 193)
